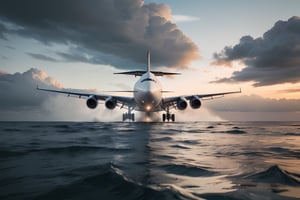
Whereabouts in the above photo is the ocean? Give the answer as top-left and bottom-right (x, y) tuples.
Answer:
(0, 121), (300, 200)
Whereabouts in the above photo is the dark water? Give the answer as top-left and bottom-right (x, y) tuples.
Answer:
(1, 121), (300, 200)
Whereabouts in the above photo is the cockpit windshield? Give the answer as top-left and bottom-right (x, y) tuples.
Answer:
(141, 78), (156, 83)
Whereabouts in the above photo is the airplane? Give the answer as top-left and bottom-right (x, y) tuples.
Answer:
(37, 50), (241, 122)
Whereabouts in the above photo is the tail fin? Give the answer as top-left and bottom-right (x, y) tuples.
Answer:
(114, 50), (181, 76)
(147, 50), (150, 72)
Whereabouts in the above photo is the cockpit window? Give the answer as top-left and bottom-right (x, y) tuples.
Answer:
(141, 78), (156, 83)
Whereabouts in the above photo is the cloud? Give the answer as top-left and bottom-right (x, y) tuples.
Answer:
(1, 55), (8, 60)
(0, 0), (199, 69)
(206, 95), (300, 112)
(213, 16), (300, 86)
(172, 15), (200, 23)
(0, 70), (8, 75)
(205, 95), (300, 121)
(27, 53), (60, 62)
(0, 68), (121, 121)
(0, 22), (8, 40)
(278, 88), (300, 93)
(0, 68), (61, 111)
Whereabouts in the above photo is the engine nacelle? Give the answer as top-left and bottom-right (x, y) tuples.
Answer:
(177, 97), (188, 110)
(105, 97), (117, 110)
(86, 95), (98, 109)
(190, 96), (201, 109)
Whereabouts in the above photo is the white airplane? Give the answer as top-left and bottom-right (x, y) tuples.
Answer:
(37, 50), (241, 122)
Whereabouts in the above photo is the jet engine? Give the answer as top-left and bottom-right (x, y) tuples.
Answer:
(177, 97), (188, 110)
(190, 96), (201, 109)
(86, 95), (98, 109)
(105, 97), (117, 110)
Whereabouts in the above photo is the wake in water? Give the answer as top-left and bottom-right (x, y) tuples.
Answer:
(138, 112), (162, 122)
(0, 121), (300, 200)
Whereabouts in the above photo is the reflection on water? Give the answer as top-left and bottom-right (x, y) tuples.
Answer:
(0, 121), (300, 200)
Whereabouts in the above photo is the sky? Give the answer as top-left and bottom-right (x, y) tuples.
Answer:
(0, 0), (300, 121)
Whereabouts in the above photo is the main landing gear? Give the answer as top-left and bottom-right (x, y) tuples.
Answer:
(122, 106), (135, 122)
(162, 112), (175, 122)
(123, 113), (135, 122)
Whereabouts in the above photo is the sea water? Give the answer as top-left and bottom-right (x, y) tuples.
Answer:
(0, 121), (300, 200)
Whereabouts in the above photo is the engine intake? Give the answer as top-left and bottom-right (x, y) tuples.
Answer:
(105, 97), (117, 110)
(190, 96), (201, 109)
(177, 97), (188, 110)
(86, 95), (98, 109)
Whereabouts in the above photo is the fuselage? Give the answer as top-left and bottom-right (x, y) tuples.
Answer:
(133, 71), (162, 112)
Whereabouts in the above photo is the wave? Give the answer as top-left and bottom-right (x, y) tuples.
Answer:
(45, 145), (131, 153)
(150, 136), (173, 142)
(161, 164), (216, 177)
(0, 150), (26, 158)
(181, 140), (200, 145)
(170, 145), (190, 149)
(0, 145), (132, 158)
(284, 132), (300, 136)
(267, 147), (300, 159)
(34, 163), (197, 200)
(197, 188), (297, 200)
(206, 126), (215, 129)
(3, 128), (22, 132)
(51, 124), (73, 129)
(211, 126), (247, 134)
(247, 165), (300, 186)
(225, 129), (247, 134)
(156, 155), (177, 160)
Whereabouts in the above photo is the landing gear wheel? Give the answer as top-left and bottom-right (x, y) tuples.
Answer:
(162, 114), (166, 122)
(131, 113), (135, 122)
(171, 114), (175, 122)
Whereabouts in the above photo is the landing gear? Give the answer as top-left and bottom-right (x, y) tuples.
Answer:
(122, 106), (135, 122)
(162, 113), (175, 122)
(122, 113), (135, 122)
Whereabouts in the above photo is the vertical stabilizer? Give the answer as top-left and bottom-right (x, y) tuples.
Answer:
(147, 50), (151, 72)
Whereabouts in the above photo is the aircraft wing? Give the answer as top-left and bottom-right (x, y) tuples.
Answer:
(162, 89), (241, 108)
(37, 86), (135, 108)
(186, 89), (242, 100)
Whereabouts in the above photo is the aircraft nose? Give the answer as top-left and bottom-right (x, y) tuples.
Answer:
(140, 92), (156, 103)
(144, 81), (156, 90)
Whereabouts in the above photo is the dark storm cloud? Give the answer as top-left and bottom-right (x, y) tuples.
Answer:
(0, 22), (8, 40)
(1, 55), (8, 60)
(5, 45), (15, 50)
(55, 46), (142, 68)
(0, 0), (199, 69)
(27, 53), (60, 62)
(213, 16), (300, 86)
(27, 47), (140, 68)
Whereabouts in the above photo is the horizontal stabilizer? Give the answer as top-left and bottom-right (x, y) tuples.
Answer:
(104, 90), (173, 93)
(114, 71), (181, 76)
